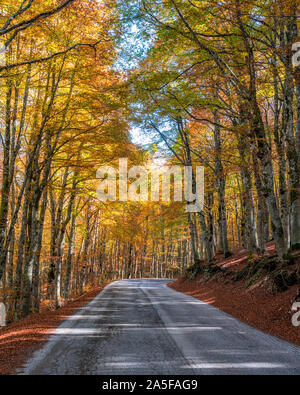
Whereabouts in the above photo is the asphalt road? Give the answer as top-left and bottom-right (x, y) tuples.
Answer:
(21, 279), (300, 375)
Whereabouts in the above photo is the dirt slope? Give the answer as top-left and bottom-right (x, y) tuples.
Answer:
(169, 245), (300, 347)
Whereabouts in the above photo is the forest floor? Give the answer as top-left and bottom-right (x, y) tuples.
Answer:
(169, 242), (300, 347)
(0, 286), (106, 375)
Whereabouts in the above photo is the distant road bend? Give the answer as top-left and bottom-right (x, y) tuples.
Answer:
(22, 279), (300, 375)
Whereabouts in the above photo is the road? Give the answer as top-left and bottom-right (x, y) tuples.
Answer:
(21, 279), (300, 375)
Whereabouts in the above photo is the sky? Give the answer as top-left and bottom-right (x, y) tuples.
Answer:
(114, 1), (171, 165)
